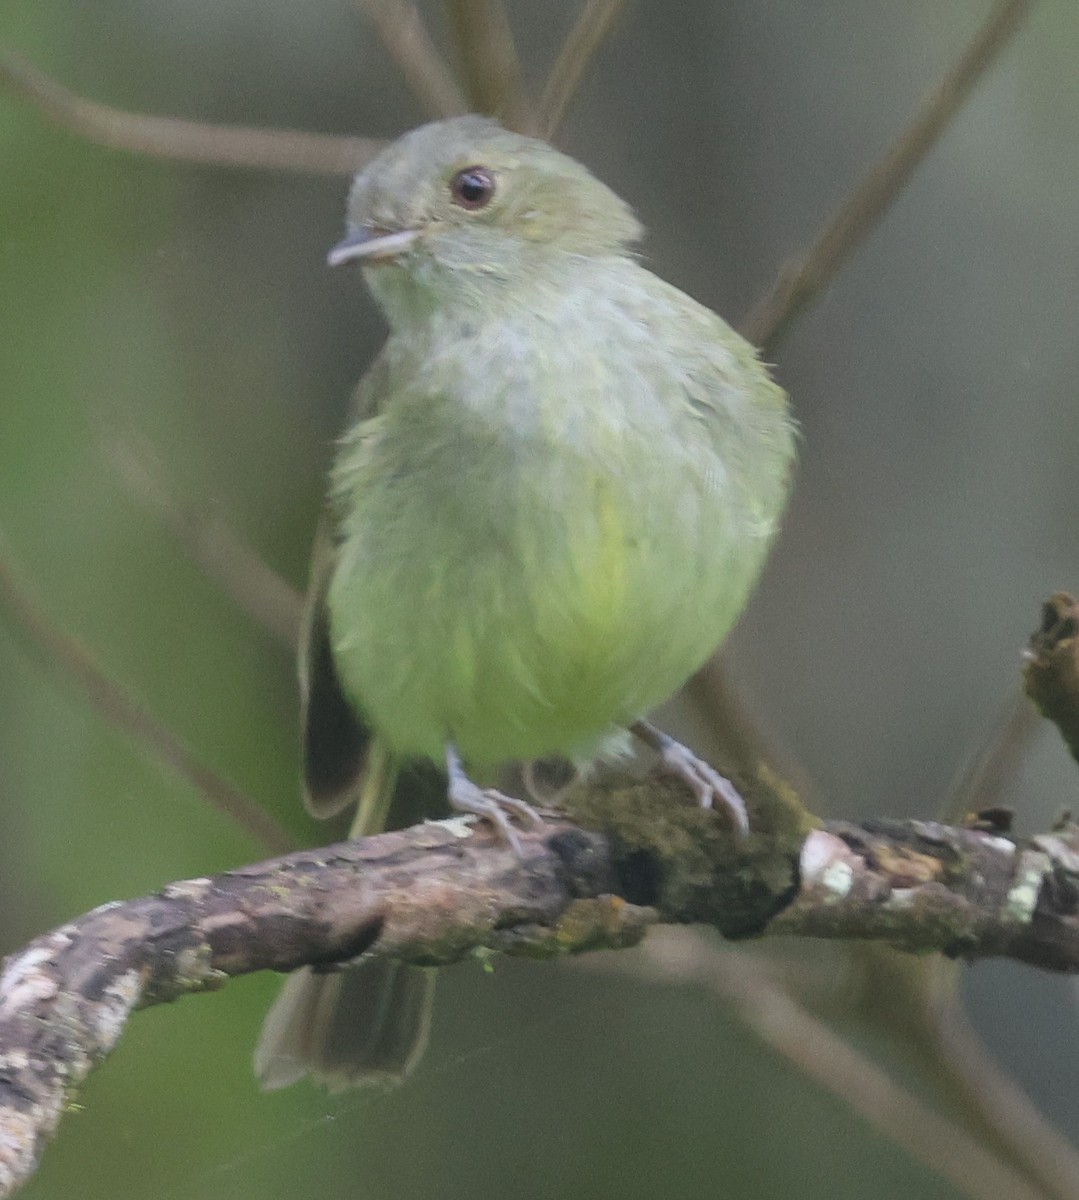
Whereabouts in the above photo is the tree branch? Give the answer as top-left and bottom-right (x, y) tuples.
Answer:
(903, 956), (1079, 1200)
(535, 0), (627, 140)
(685, 657), (798, 790)
(771, 817), (1079, 970)
(6, 766), (1079, 1197)
(443, 0), (529, 129)
(108, 440), (303, 652)
(1025, 591), (1079, 768)
(0, 545), (292, 855)
(939, 685), (1042, 823)
(595, 932), (1050, 1200)
(0, 52), (381, 174)
(692, 0), (1037, 802)
(355, 0), (470, 120)
(740, 0), (1036, 355)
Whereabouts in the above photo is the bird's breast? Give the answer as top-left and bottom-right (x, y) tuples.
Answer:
(327, 278), (792, 765)
(328, 399), (764, 766)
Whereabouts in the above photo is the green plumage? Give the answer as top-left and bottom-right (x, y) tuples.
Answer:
(330, 254), (791, 767)
(255, 116), (795, 1092)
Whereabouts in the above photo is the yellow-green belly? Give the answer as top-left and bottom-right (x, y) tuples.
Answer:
(328, 433), (765, 769)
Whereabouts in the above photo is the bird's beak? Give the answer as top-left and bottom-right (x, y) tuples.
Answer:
(327, 226), (420, 267)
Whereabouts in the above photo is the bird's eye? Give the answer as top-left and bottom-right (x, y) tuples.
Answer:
(449, 166), (496, 210)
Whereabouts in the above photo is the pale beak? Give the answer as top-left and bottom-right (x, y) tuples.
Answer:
(326, 226), (420, 267)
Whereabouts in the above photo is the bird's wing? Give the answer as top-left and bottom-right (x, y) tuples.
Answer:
(299, 358), (388, 819)
(299, 512), (372, 818)
(300, 356), (444, 827)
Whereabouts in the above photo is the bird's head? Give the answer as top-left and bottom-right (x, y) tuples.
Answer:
(329, 117), (642, 318)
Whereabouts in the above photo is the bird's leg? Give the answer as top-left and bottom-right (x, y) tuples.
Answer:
(444, 744), (543, 856)
(630, 719), (749, 837)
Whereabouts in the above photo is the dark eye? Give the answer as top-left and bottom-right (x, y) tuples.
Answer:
(450, 166), (496, 210)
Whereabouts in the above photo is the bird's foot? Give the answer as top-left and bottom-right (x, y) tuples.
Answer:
(445, 746), (543, 857)
(631, 720), (749, 837)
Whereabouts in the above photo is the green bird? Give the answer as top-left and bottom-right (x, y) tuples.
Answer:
(254, 116), (795, 1090)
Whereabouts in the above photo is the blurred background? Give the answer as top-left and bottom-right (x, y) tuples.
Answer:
(2, 2), (1078, 1197)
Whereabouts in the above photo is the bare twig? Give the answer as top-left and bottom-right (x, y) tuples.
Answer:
(835, 594), (1078, 1200)
(686, 657), (782, 787)
(6, 786), (1079, 1197)
(0, 52), (381, 174)
(691, 0), (1037, 773)
(109, 441), (303, 652)
(857, 953), (1079, 1200)
(0, 546), (292, 854)
(606, 932), (1047, 1200)
(940, 686), (1041, 823)
(536, 0), (627, 140)
(740, 0), (1037, 355)
(1024, 591), (1079, 766)
(921, 964), (1079, 1200)
(355, 0), (469, 119)
(443, 0), (529, 128)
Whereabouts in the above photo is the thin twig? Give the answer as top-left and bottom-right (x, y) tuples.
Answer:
(939, 686), (1041, 823)
(921, 963), (1079, 1200)
(685, 657), (778, 786)
(860, 953), (1079, 1200)
(1025, 591), (1079, 766)
(840, 598), (1077, 1200)
(740, 0), (1037, 355)
(0, 52), (381, 174)
(836, 946), (1079, 1200)
(109, 440), (303, 652)
(599, 932), (1047, 1200)
(692, 0), (1036, 773)
(443, 0), (529, 128)
(689, 659), (820, 815)
(355, 0), (469, 119)
(0, 544), (293, 854)
(535, 0), (627, 140)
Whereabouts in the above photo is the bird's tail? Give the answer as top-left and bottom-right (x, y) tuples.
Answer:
(254, 749), (436, 1091)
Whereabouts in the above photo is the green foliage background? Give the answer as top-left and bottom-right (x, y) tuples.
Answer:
(3, 3), (1079, 1198)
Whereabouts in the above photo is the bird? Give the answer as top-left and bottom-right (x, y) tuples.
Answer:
(254, 115), (796, 1091)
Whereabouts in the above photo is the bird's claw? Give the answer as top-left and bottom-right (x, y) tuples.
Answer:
(447, 778), (543, 857)
(656, 740), (750, 838)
